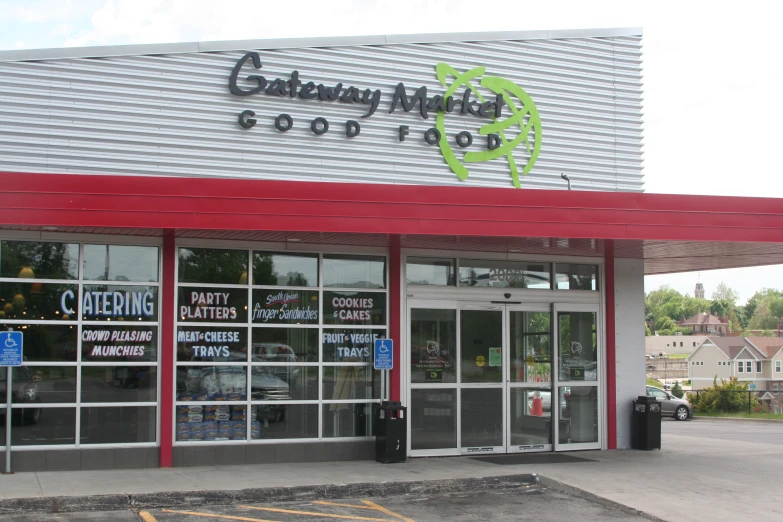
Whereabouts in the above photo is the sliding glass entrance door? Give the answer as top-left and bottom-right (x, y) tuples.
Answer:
(553, 304), (601, 450)
(459, 306), (504, 453)
(408, 302), (459, 456)
(408, 301), (601, 456)
(507, 309), (553, 452)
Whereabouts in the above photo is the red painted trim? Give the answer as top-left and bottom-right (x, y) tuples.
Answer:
(1, 173), (782, 243)
(604, 240), (617, 450)
(159, 230), (175, 467)
(389, 235), (401, 402)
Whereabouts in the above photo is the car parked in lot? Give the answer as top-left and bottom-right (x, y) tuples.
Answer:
(646, 385), (692, 421)
(0, 366), (41, 425)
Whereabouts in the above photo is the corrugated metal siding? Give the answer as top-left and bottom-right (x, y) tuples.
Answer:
(0, 36), (643, 191)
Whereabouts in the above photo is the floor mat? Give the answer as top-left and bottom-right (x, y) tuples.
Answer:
(471, 453), (594, 465)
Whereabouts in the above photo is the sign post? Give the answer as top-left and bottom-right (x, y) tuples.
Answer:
(374, 339), (394, 401)
(2, 330), (23, 474)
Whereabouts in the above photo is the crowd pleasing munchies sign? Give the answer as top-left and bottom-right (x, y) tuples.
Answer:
(82, 326), (156, 360)
(230, 52), (542, 188)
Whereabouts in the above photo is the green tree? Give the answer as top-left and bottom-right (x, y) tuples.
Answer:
(687, 377), (758, 414)
(710, 299), (732, 318)
(670, 381), (684, 399)
(749, 296), (783, 330)
(711, 282), (739, 305)
(745, 289), (783, 326)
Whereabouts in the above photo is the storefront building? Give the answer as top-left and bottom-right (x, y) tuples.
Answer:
(1, 28), (782, 471)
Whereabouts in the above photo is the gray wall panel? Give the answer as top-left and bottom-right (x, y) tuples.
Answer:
(0, 35), (643, 191)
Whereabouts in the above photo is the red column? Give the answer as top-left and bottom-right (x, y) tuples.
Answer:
(605, 240), (617, 450)
(389, 235), (401, 402)
(159, 230), (176, 467)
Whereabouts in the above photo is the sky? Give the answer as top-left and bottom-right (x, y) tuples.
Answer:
(0, 0), (781, 303)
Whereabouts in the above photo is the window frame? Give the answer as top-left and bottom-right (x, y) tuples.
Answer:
(0, 238), (162, 450)
(174, 245), (389, 446)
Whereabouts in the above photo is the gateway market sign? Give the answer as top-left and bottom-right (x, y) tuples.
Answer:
(230, 52), (542, 189)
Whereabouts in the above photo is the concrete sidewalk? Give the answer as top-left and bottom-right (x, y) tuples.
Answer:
(1, 420), (781, 522)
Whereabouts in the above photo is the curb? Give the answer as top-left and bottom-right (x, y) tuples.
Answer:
(694, 415), (783, 423)
(0, 473), (541, 515)
(538, 476), (669, 522)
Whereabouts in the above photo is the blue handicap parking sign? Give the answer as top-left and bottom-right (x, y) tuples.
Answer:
(374, 339), (393, 370)
(1, 331), (23, 367)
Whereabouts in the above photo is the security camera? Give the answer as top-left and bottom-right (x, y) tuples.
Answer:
(504, 293), (511, 299)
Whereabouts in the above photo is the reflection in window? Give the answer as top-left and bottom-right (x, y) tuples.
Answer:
(252, 404), (318, 440)
(410, 389), (456, 450)
(80, 367), (157, 403)
(0, 366), (76, 404)
(322, 366), (379, 401)
(178, 248), (248, 284)
(460, 310), (503, 384)
(323, 255), (386, 289)
(176, 366), (247, 401)
(9, 407), (76, 446)
(459, 260), (551, 289)
(558, 312), (597, 382)
(0, 241), (79, 280)
(322, 403), (374, 437)
(251, 365), (316, 401)
(410, 309), (457, 384)
(81, 406), (156, 444)
(252, 327), (318, 362)
(253, 253), (318, 287)
(559, 386), (598, 444)
(510, 312), (551, 383)
(555, 264), (599, 291)
(406, 257), (455, 286)
(0, 283), (79, 321)
(0, 324), (77, 362)
(83, 245), (159, 282)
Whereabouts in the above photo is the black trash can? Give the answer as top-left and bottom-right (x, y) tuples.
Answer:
(632, 395), (661, 450)
(374, 400), (407, 463)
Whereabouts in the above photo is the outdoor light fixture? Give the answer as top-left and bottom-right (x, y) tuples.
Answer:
(560, 173), (571, 190)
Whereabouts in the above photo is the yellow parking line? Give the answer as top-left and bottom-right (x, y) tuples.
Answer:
(361, 500), (415, 522)
(138, 511), (158, 522)
(160, 508), (280, 522)
(239, 505), (393, 521)
(313, 501), (384, 510)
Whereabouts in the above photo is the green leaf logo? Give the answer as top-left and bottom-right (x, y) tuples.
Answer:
(435, 63), (542, 188)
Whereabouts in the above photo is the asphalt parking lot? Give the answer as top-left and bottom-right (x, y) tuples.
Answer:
(4, 487), (648, 522)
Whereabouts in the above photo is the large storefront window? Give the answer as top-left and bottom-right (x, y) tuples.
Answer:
(0, 240), (160, 448)
(175, 248), (387, 444)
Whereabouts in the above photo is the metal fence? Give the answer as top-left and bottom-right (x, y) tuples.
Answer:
(685, 389), (772, 415)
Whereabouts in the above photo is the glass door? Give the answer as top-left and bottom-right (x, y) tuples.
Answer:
(553, 304), (601, 451)
(408, 301), (602, 456)
(408, 301), (459, 456)
(459, 305), (504, 454)
(506, 308), (553, 452)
